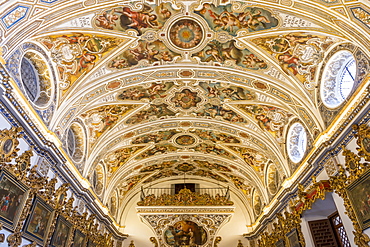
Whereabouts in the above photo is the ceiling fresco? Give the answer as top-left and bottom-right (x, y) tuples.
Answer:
(2, 0), (370, 227)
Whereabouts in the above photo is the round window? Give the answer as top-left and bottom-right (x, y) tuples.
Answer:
(287, 122), (307, 163)
(320, 50), (356, 109)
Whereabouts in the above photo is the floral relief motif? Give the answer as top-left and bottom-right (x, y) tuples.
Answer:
(175, 163), (196, 172)
(126, 104), (176, 125)
(351, 7), (370, 29)
(135, 144), (178, 160)
(194, 143), (235, 159)
(223, 173), (252, 195)
(144, 169), (179, 183)
(191, 169), (227, 182)
(139, 161), (176, 173)
(1, 6), (28, 29)
(194, 160), (231, 172)
(199, 81), (256, 101)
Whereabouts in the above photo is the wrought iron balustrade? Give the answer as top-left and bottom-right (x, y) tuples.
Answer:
(137, 186), (233, 206)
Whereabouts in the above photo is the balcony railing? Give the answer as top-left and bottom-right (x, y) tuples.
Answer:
(137, 186), (233, 206)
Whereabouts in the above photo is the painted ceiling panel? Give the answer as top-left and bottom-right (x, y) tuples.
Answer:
(2, 0), (370, 228)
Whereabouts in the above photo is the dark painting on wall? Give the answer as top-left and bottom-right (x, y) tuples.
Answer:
(0, 169), (29, 229)
(286, 228), (300, 247)
(87, 239), (97, 247)
(164, 220), (207, 247)
(72, 229), (86, 247)
(51, 216), (72, 247)
(23, 197), (54, 244)
(275, 238), (285, 247)
(347, 168), (370, 230)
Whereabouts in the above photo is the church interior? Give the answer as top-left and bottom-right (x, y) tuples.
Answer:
(1, 0), (370, 246)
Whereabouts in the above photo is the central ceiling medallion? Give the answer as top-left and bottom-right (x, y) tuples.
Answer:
(175, 135), (196, 146)
(175, 162), (196, 172)
(165, 86), (207, 114)
(171, 133), (199, 148)
(170, 89), (201, 110)
(169, 19), (203, 49)
(159, 15), (212, 54)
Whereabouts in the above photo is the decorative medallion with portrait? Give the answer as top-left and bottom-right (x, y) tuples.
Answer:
(1, 138), (14, 156)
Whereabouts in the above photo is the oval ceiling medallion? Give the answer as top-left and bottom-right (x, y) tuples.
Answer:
(169, 19), (204, 49)
(175, 135), (196, 146)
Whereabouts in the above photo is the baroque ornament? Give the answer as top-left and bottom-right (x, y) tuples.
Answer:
(139, 214), (231, 247)
(137, 188), (234, 206)
(169, 19), (204, 49)
(0, 127), (114, 247)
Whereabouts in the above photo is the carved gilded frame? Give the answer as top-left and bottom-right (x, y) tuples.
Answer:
(50, 216), (72, 247)
(346, 169), (370, 230)
(286, 228), (301, 247)
(71, 229), (86, 247)
(22, 196), (55, 245)
(0, 169), (29, 230)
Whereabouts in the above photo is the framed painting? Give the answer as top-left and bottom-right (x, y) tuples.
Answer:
(346, 168), (370, 230)
(87, 239), (97, 247)
(23, 197), (54, 245)
(71, 229), (86, 247)
(275, 238), (285, 247)
(286, 228), (300, 247)
(50, 216), (72, 247)
(0, 169), (29, 230)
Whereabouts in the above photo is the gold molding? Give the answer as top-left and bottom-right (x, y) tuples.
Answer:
(0, 127), (114, 247)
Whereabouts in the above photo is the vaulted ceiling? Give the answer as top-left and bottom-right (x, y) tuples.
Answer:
(2, 0), (370, 230)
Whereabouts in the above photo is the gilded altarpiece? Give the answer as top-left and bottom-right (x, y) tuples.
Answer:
(138, 208), (232, 247)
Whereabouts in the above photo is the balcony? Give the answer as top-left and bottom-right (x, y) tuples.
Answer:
(137, 186), (233, 206)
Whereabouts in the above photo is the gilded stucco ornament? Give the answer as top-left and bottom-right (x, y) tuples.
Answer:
(139, 213), (231, 247)
(354, 124), (370, 162)
(0, 127), (114, 247)
(137, 188), (234, 206)
(255, 124), (370, 246)
(254, 178), (332, 246)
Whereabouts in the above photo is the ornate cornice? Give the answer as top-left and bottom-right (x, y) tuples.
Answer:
(137, 206), (235, 214)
